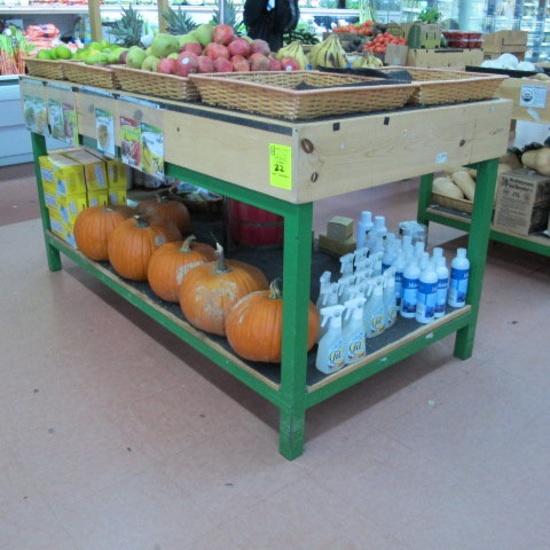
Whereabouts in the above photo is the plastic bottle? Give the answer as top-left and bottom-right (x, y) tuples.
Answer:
(356, 211), (373, 250)
(400, 256), (420, 318)
(392, 250), (406, 311)
(448, 248), (470, 308)
(416, 259), (438, 324)
(316, 305), (347, 374)
(434, 256), (449, 318)
(316, 271), (332, 311)
(342, 297), (367, 365)
(383, 268), (397, 328)
(372, 215), (388, 240)
(364, 277), (386, 337)
(339, 253), (354, 277)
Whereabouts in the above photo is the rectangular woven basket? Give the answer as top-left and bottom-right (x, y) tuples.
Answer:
(380, 67), (507, 106)
(188, 70), (416, 120)
(431, 192), (473, 214)
(111, 66), (200, 101)
(61, 62), (121, 89)
(23, 57), (66, 80)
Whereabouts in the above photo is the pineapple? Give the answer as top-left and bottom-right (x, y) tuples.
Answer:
(211, 0), (243, 34)
(162, 6), (197, 36)
(109, 6), (145, 48)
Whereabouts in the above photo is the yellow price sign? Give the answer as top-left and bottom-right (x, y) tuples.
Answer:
(269, 144), (292, 190)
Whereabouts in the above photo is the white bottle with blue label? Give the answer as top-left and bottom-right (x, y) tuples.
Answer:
(400, 257), (420, 318)
(316, 305), (347, 374)
(447, 248), (470, 308)
(356, 211), (374, 250)
(416, 259), (438, 324)
(434, 256), (449, 318)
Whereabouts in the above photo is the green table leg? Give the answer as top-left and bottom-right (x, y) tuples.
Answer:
(278, 202), (313, 460)
(31, 132), (62, 272)
(454, 158), (499, 359)
(417, 173), (434, 227)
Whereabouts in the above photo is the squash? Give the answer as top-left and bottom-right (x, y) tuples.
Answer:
(179, 243), (269, 336)
(74, 205), (134, 261)
(147, 235), (217, 303)
(433, 176), (464, 199)
(107, 215), (181, 281)
(521, 147), (550, 176)
(451, 170), (476, 201)
(137, 196), (191, 235)
(226, 279), (319, 363)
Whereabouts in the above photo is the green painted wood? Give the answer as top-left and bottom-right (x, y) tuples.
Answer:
(417, 173), (434, 226)
(30, 132), (62, 272)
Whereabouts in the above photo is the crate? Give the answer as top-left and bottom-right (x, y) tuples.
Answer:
(111, 66), (200, 101)
(483, 31), (528, 56)
(406, 48), (484, 70)
(188, 70), (416, 120)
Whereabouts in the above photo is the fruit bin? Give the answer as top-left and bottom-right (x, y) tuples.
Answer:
(23, 76), (513, 459)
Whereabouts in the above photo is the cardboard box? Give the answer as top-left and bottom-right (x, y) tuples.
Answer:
(108, 188), (128, 206)
(105, 159), (128, 189)
(318, 234), (356, 257)
(495, 77), (550, 123)
(402, 23), (442, 49)
(62, 148), (108, 191)
(57, 194), (88, 225)
(87, 189), (109, 208)
(326, 216), (354, 241)
(385, 44), (409, 66)
(48, 153), (87, 197)
(406, 48), (484, 70)
(39, 155), (55, 185)
(483, 30), (528, 55)
(493, 168), (550, 235)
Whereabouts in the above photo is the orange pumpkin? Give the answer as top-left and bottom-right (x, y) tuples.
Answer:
(148, 235), (217, 303)
(179, 243), (269, 336)
(226, 279), (319, 363)
(74, 205), (134, 261)
(107, 215), (182, 281)
(137, 197), (191, 235)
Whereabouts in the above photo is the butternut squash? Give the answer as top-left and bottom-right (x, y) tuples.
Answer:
(433, 176), (464, 199)
(521, 147), (550, 176)
(451, 170), (476, 201)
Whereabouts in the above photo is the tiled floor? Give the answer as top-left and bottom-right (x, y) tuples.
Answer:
(1, 163), (549, 549)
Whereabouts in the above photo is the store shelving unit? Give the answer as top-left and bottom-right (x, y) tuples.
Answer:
(21, 74), (512, 458)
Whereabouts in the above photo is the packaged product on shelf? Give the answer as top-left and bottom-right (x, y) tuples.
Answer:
(447, 248), (470, 308)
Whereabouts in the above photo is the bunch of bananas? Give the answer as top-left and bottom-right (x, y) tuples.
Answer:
(351, 52), (384, 69)
(307, 34), (348, 70)
(275, 41), (309, 70)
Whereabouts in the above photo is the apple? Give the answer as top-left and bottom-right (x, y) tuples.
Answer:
(267, 55), (282, 71)
(213, 57), (233, 73)
(249, 39), (271, 56)
(231, 55), (250, 72)
(157, 57), (177, 74)
(280, 56), (300, 71)
(228, 37), (251, 59)
(204, 42), (230, 60)
(181, 41), (203, 57)
(212, 24), (235, 46)
(197, 55), (215, 73)
(249, 52), (270, 71)
(174, 51), (199, 77)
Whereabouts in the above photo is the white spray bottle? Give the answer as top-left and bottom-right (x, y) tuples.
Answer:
(316, 271), (332, 311)
(342, 297), (367, 365)
(364, 276), (386, 338)
(316, 305), (347, 375)
(383, 268), (397, 328)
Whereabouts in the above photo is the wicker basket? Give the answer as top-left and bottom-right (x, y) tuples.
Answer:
(23, 57), (66, 80)
(111, 66), (200, 101)
(381, 67), (507, 106)
(61, 61), (121, 89)
(188, 70), (416, 120)
(431, 193), (473, 214)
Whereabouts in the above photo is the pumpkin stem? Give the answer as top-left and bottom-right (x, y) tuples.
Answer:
(214, 242), (230, 274)
(269, 278), (282, 299)
(134, 215), (150, 228)
(180, 234), (196, 253)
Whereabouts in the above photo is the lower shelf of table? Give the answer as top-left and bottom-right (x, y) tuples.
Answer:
(425, 205), (550, 257)
(46, 230), (473, 411)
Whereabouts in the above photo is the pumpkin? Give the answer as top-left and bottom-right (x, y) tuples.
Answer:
(226, 279), (319, 363)
(73, 205), (134, 261)
(521, 147), (550, 176)
(107, 215), (182, 281)
(179, 243), (269, 336)
(137, 196), (191, 235)
(148, 235), (217, 303)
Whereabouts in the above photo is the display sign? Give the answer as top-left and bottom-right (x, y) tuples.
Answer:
(95, 108), (116, 157)
(269, 144), (292, 190)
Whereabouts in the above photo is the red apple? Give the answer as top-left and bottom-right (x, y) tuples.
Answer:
(280, 56), (300, 71)
(231, 55), (250, 72)
(267, 55), (281, 71)
(212, 24), (235, 46)
(174, 51), (199, 77)
(249, 39), (271, 56)
(157, 57), (176, 74)
(249, 52), (270, 71)
(182, 41), (203, 56)
(213, 57), (233, 73)
(197, 55), (214, 73)
(228, 37), (251, 58)
(204, 42), (229, 60)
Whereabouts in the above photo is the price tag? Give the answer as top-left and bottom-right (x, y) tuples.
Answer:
(519, 85), (547, 109)
(269, 144), (292, 190)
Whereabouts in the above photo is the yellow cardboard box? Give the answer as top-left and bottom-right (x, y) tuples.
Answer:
(108, 188), (128, 206)
(39, 155), (55, 185)
(87, 189), (109, 208)
(106, 159), (128, 189)
(48, 153), (87, 196)
(58, 194), (88, 225)
(62, 148), (108, 192)
(48, 209), (66, 240)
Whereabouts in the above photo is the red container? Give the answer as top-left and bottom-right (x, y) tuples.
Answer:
(228, 200), (284, 247)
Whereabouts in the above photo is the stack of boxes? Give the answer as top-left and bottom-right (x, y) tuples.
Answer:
(39, 148), (128, 248)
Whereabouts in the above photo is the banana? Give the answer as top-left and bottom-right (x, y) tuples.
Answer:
(275, 40), (310, 69)
(310, 34), (348, 69)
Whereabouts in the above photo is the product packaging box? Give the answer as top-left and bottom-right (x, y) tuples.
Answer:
(48, 153), (87, 197)
(48, 209), (66, 240)
(105, 159), (128, 189)
(406, 48), (483, 70)
(384, 44), (409, 66)
(87, 189), (109, 208)
(108, 188), (128, 206)
(39, 155), (55, 186)
(62, 148), (108, 191)
(493, 168), (550, 235)
(326, 216), (354, 241)
(57, 194), (88, 226)
(483, 30), (528, 57)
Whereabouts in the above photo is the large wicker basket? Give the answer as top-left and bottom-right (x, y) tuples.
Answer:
(431, 193), (474, 214)
(23, 57), (66, 80)
(111, 66), (200, 101)
(189, 70), (416, 120)
(61, 61), (121, 89)
(381, 67), (507, 106)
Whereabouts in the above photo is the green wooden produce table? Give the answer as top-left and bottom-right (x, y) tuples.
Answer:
(22, 75), (512, 459)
